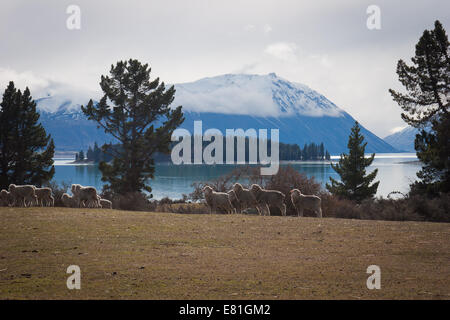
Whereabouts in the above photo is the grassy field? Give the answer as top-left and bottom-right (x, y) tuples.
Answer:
(0, 207), (449, 300)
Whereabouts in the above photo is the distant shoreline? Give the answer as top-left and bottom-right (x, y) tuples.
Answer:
(70, 160), (95, 165)
(398, 160), (422, 165)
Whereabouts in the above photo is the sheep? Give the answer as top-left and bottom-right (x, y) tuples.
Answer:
(202, 186), (234, 214)
(71, 184), (100, 208)
(232, 183), (262, 215)
(290, 189), (322, 218)
(61, 193), (77, 208)
(97, 195), (112, 209)
(8, 184), (37, 207)
(227, 190), (241, 214)
(249, 184), (286, 216)
(33, 187), (54, 207)
(0, 189), (13, 206)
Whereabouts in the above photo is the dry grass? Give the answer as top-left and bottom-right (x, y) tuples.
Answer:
(0, 207), (449, 300)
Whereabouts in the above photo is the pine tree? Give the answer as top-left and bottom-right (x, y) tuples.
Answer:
(319, 143), (325, 160)
(93, 142), (101, 162)
(0, 82), (55, 189)
(82, 59), (184, 196)
(326, 122), (379, 202)
(389, 20), (450, 196)
(86, 146), (93, 161)
(79, 150), (85, 161)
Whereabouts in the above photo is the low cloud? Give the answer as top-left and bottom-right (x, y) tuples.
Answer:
(264, 42), (298, 62)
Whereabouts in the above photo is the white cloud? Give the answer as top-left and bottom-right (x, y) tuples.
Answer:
(389, 126), (407, 134)
(0, 68), (50, 93)
(263, 24), (272, 33)
(244, 24), (255, 31)
(264, 42), (298, 62)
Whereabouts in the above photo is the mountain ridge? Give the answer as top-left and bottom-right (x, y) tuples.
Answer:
(35, 73), (399, 154)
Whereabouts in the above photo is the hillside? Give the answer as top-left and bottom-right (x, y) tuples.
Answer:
(35, 73), (398, 154)
(0, 207), (449, 299)
(384, 126), (419, 152)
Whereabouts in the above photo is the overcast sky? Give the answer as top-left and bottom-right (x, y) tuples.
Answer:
(1, 0), (449, 137)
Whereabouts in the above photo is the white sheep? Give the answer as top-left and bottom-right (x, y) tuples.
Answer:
(71, 184), (100, 208)
(8, 184), (37, 207)
(202, 186), (234, 214)
(249, 184), (286, 216)
(227, 190), (241, 214)
(61, 193), (77, 208)
(34, 187), (54, 207)
(97, 195), (112, 209)
(290, 189), (322, 218)
(232, 183), (262, 215)
(0, 189), (13, 206)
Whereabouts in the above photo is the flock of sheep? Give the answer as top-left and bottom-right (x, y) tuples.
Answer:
(0, 182), (321, 217)
(203, 183), (322, 217)
(0, 184), (112, 209)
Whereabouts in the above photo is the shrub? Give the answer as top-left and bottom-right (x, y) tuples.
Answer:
(44, 180), (71, 207)
(104, 191), (155, 211)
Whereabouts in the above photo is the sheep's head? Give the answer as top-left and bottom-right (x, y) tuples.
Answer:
(71, 184), (81, 195)
(202, 186), (213, 194)
(250, 184), (262, 193)
(233, 183), (243, 194)
(8, 184), (16, 192)
(290, 189), (301, 196)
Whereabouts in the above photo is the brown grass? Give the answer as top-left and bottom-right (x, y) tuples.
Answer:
(0, 207), (449, 300)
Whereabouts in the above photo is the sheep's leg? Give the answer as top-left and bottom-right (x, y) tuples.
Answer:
(299, 208), (304, 217)
(317, 208), (322, 218)
(265, 204), (270, 216)
(280, 203), (286, 216)
(293, 204), (299, 216)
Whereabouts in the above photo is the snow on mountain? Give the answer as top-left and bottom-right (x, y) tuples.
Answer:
(384, 126), (420, 152)
(173, 73), (343, 118)
(34, 73), (398, 154)
(35, 83), (98, 113)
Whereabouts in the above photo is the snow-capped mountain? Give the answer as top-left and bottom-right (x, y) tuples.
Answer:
(35, 73), (398, 154)
(173, 73), (342, 118)
(384, 126), (420, 152)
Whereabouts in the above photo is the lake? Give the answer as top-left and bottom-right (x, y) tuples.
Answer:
(52, 153), (421, 200)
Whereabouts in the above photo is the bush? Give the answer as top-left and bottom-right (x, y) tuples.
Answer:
(265, 166), (321, 216)
(319, 193), (361, 219)
(104, 191), (155, 211)
(44, 180), (71, 207)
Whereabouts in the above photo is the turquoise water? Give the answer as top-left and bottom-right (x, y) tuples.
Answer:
(52, 153), (421, 200)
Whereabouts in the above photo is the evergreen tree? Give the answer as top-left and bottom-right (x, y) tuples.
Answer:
(86, 146), (93, 161)
(93, 142), (101, 162)
(319, 143), (325, 160)
(79, 150), (85, 161)
(0, 82), (55, 189)
(326, 122), (379, 202)
(389, 20), (450, 196)
(82, 59), (184, 196)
